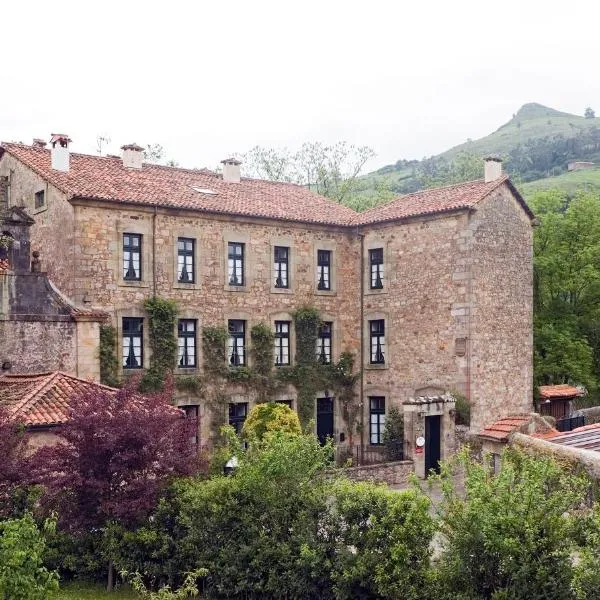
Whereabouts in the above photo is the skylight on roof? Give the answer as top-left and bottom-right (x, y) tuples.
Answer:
(191, 186), (217, 195)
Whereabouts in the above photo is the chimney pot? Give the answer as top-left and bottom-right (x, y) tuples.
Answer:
(121, 143), (144, 169)
(50, 133), (72, 172)
(484, 156), (502, 183)
(221, 157), (242, 183)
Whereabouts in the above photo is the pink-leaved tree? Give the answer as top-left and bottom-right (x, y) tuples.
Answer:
(33, 376), (199, 590)
(0, 407), (29, 518)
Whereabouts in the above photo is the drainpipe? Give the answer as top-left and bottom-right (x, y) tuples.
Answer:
(358, 227), (365, 452)
(152, 207), (157, 298)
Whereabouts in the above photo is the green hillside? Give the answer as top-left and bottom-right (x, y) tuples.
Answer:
(362, 103), (600, 202)
(518, 167), (600, 198)
(441, 103), (600, 160)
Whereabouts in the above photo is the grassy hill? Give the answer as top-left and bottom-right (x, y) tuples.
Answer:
(440, 103), (600, 160)
(518, 167), (600, 198)
(360, 103), (600, 204)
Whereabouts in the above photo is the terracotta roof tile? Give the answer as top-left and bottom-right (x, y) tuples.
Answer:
(0, 143), (533, 227)
(539, 384), (584, 399)
(0, 371), (117, 426)
(0, 144), (358, 227)
(479, 415), (534, 441)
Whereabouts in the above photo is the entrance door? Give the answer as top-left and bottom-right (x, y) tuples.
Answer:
(317, 397), (334, 445)
(425, 415), (441, 475)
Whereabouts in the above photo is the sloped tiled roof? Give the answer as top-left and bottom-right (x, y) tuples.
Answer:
(539, 384), (584, 399)
(356, 176), (533, 225)
(479, 415), (535, 441)
(0, 143), (534, 227)
(0, 143), (358, 227)
(0, 371), (117, 427)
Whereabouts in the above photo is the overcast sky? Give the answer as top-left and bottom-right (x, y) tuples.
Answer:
(2, 0), (599, 172)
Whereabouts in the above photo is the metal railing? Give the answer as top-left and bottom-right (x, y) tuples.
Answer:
(556, 415), (585, 432)
(335, 441), (404, 467)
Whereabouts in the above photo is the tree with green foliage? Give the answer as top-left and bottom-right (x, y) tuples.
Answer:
(242, 141), (377, 204)
(110, 432), (434, 599)
(0, 514), (59, 599)
(241, 402), (301, 442)
(433, 447), (588, 599)
(585, 107), (596, 119)
(381, 406), (404, 460)
(417, 151), (483, 188)
(531, 190), (600, 391)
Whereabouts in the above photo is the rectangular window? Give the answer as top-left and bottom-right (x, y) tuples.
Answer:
(228, 242), (244, 286)
(317, 250), (331, 290)
(369, 396), (386, 445)
(229, 402), (248, 435)
(316, 321), (332, 364)
(369, 248), (384, 289)
(177, 237), (195, 283)
(123, 233), (142, 281)
(274, 321), (290, 366)
(276, 399), (293, 409)
(122, 317), (143, 369)
(369, 319), (385, 364)
(274, 246), (289, 288)
(34, 190), (45, 209)
(227, 319), (246, 366)
(178, 319), (197, 368)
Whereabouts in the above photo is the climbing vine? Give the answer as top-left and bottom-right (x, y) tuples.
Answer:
(0, 233), (13, 251)
(140, 297), (178, 392)
(99, 324), (120, 387)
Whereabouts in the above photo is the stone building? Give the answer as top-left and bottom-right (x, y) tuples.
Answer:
(0, 198), (106, 379)
(0, 138), (534, 465)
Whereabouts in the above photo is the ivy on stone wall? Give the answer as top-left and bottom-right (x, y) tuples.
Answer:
(140, 297), (178, 392)
(99, 324), (120, 388)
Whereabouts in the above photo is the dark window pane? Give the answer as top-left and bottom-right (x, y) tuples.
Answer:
(122, 317), (143, 369)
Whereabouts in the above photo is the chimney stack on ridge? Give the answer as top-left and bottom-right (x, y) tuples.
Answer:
(221, 157), (242, 183)
(50, 134), (71, 172)
(484, 156), (503, 183)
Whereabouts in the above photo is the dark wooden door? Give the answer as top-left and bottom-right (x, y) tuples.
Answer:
(317, 397), (334, 445)
(425, 415), (441, 476)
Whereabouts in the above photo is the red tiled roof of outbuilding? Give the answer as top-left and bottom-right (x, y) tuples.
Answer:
(0, 371), (117, 427)
(539, 384), (584, 399)
(479, 415), (534, 441)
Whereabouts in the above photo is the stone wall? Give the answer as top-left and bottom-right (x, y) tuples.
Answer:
(71, 201), (362, 442)
(0, 153), (76, 296)
(468, 186), (533, 431)
(339, 460), (414, 485)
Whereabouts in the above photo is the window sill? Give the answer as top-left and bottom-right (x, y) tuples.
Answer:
(365, 363), (388, 370)
(364, 288), (387, 296)
(176, 367), (199, 374)
(224, 284), (249, 293)
(270, 287), (293, 294)
(119, 280), (150, 289)
(314, 289), (336, 296)
(32, 205), (48, 215)
(173, 282), (201, 291)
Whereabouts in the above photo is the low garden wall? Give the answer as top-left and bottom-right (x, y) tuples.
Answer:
(340, 460), (414, 485)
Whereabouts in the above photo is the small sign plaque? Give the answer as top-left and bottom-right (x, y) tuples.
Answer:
(416, 436), (425, 448)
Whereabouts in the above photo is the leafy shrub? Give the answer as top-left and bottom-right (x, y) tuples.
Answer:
(434, 448), (588, 599)
(241, 402), (301, 441)
(453, 392), (470, 426)
(382, 406), (404, 460)
(0, 514), (59, 599)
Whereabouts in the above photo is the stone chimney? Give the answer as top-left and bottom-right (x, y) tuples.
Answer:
(32, 138), (47, 149)
(50, 134), (72, 172)
(484, 156), (503, 183)
(221, 158), (242, 183)
(121, 143), (144, 169)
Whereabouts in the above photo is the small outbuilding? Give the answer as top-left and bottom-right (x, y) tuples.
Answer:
(538, 384), (584, 421)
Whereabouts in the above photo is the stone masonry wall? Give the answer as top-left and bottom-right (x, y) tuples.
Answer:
(0, 320), (77, 374)
(361, 211), (471, 427)
(71, 202), (362, 442)
(0, 153), (76, 296)
(468, 186), (533, 431)
(339, 460), (414, 485)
